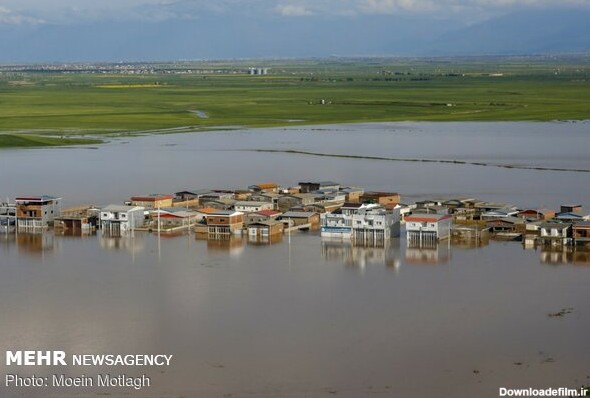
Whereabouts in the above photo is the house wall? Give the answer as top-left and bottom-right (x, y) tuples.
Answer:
(278, 197), (301, 212)
(100, 208), (144, 233)
(207, 214), (244, 226)
(171, 198), (199, 208)
(245, 214), (276, 225)
(206, 214), (244, 234)
(320, 213), (352, 238)
(345, 192), (363, 202)
(248, 223), (283, 237)
(16, 201), (60, 225)
(234, 202), (274, 213)
(284, 213), (320, 227)
(406, 217), (451, 240)
(541, 227), (569, 238)
(131, 198), (173, 208)
(360, 193), (400, 207)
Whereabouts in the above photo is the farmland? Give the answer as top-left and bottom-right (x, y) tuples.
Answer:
(1, 56), (589, 147)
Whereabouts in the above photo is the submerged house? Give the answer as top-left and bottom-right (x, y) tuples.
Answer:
(200, 198), (237, 210)
(537, 223), (572, 246)
(249, 192), (281, 209)
(560, 204), (583, 213)
(247, 220), (284, 238)
(554, 211), (590, 223)
(277, 193), (316, 212)
(234, 201), (274, 213)
(248, 183), (279, 194)
(130, 194), (173, 209)
(299, 181), (340, 193)
(320, 203), (400, 240)
(573, 222), (590, 245)
(414, 205), (449, 215)
(245, 210), (282, 226)
(359, 192), (400, 209)
(517, 209), (555, 221)
(480, 207), (519, 220)
(405, 213), (452, 243)
(100, 205), (145, 235)
(281, 211), (320, 227)
(485, 216), (525, 233)
(15, 195), (62, 229)
(149, 208), (200, 229)
(197, 210), (244, 236)
(55, 205), (98, 233)
(340, 187), (364, 202)
(0, 201), (17, 232)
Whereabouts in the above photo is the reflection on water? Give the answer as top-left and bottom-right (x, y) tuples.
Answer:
(1, 122), (589, 208)
(405, 240), (451, 265)
(198, 234), (246, 254)
(538, 246), (590, 266)
(1, 122), (590, 397)
(11, 230), (590, 267)
(522, 235), (590, 265)
(247, 234), (284, 246)
(99, 234), (146, 254)
(15, 233), (55, 255)
(1, 227), (590, 397)
(321, 238), (401, 270)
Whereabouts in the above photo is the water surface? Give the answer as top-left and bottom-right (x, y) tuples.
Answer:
(1, 122), (589, 397)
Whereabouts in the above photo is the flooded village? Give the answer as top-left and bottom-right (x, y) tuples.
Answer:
(2, 180), (590, 265)
(2, 122), (589, 398)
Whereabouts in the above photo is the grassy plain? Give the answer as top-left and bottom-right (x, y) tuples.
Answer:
(0, 134), (102, 148)
(1, 57), (589, 147)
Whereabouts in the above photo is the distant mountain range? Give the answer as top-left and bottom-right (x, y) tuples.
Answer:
(1, 9), (589, 63)
(425, 9), (590, 56)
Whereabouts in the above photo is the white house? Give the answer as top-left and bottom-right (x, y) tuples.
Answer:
(100, 205), (145, 235)
(321, 203), (400, 240)
(15, 195), (62, 229)
(480, 207), (519, 220)
(538, 223), (572, 246)
(405, 213), (452, 243)
(234, 201), (274, 213)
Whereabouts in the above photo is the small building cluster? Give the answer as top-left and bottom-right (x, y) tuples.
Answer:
(2, 185), (589, 255)
(248, 67), (269, 75)
(0, 182), (400, 244)
(404, 199), (590, 249)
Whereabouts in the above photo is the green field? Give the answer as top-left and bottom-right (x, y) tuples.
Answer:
(1, 57), (589, 147)
(0, 134), (102, 148)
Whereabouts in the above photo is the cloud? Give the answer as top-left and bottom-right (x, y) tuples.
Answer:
(2, 0), (590, 25)
(276, 4), (314, 16)
(0, 6), (44, 25)
(358, 0), (590, 15)
(474, 0), (590, 5)
(359, 0), (438, 13)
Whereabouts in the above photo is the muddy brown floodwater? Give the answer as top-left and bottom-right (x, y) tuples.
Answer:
(1, 122), (589, 397)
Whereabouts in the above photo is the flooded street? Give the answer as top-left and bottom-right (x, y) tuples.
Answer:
(1, 122), (589, 397)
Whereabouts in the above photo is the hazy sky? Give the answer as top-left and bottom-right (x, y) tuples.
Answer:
(2, 0), (590, 25)
(2, 0), (590, 61)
